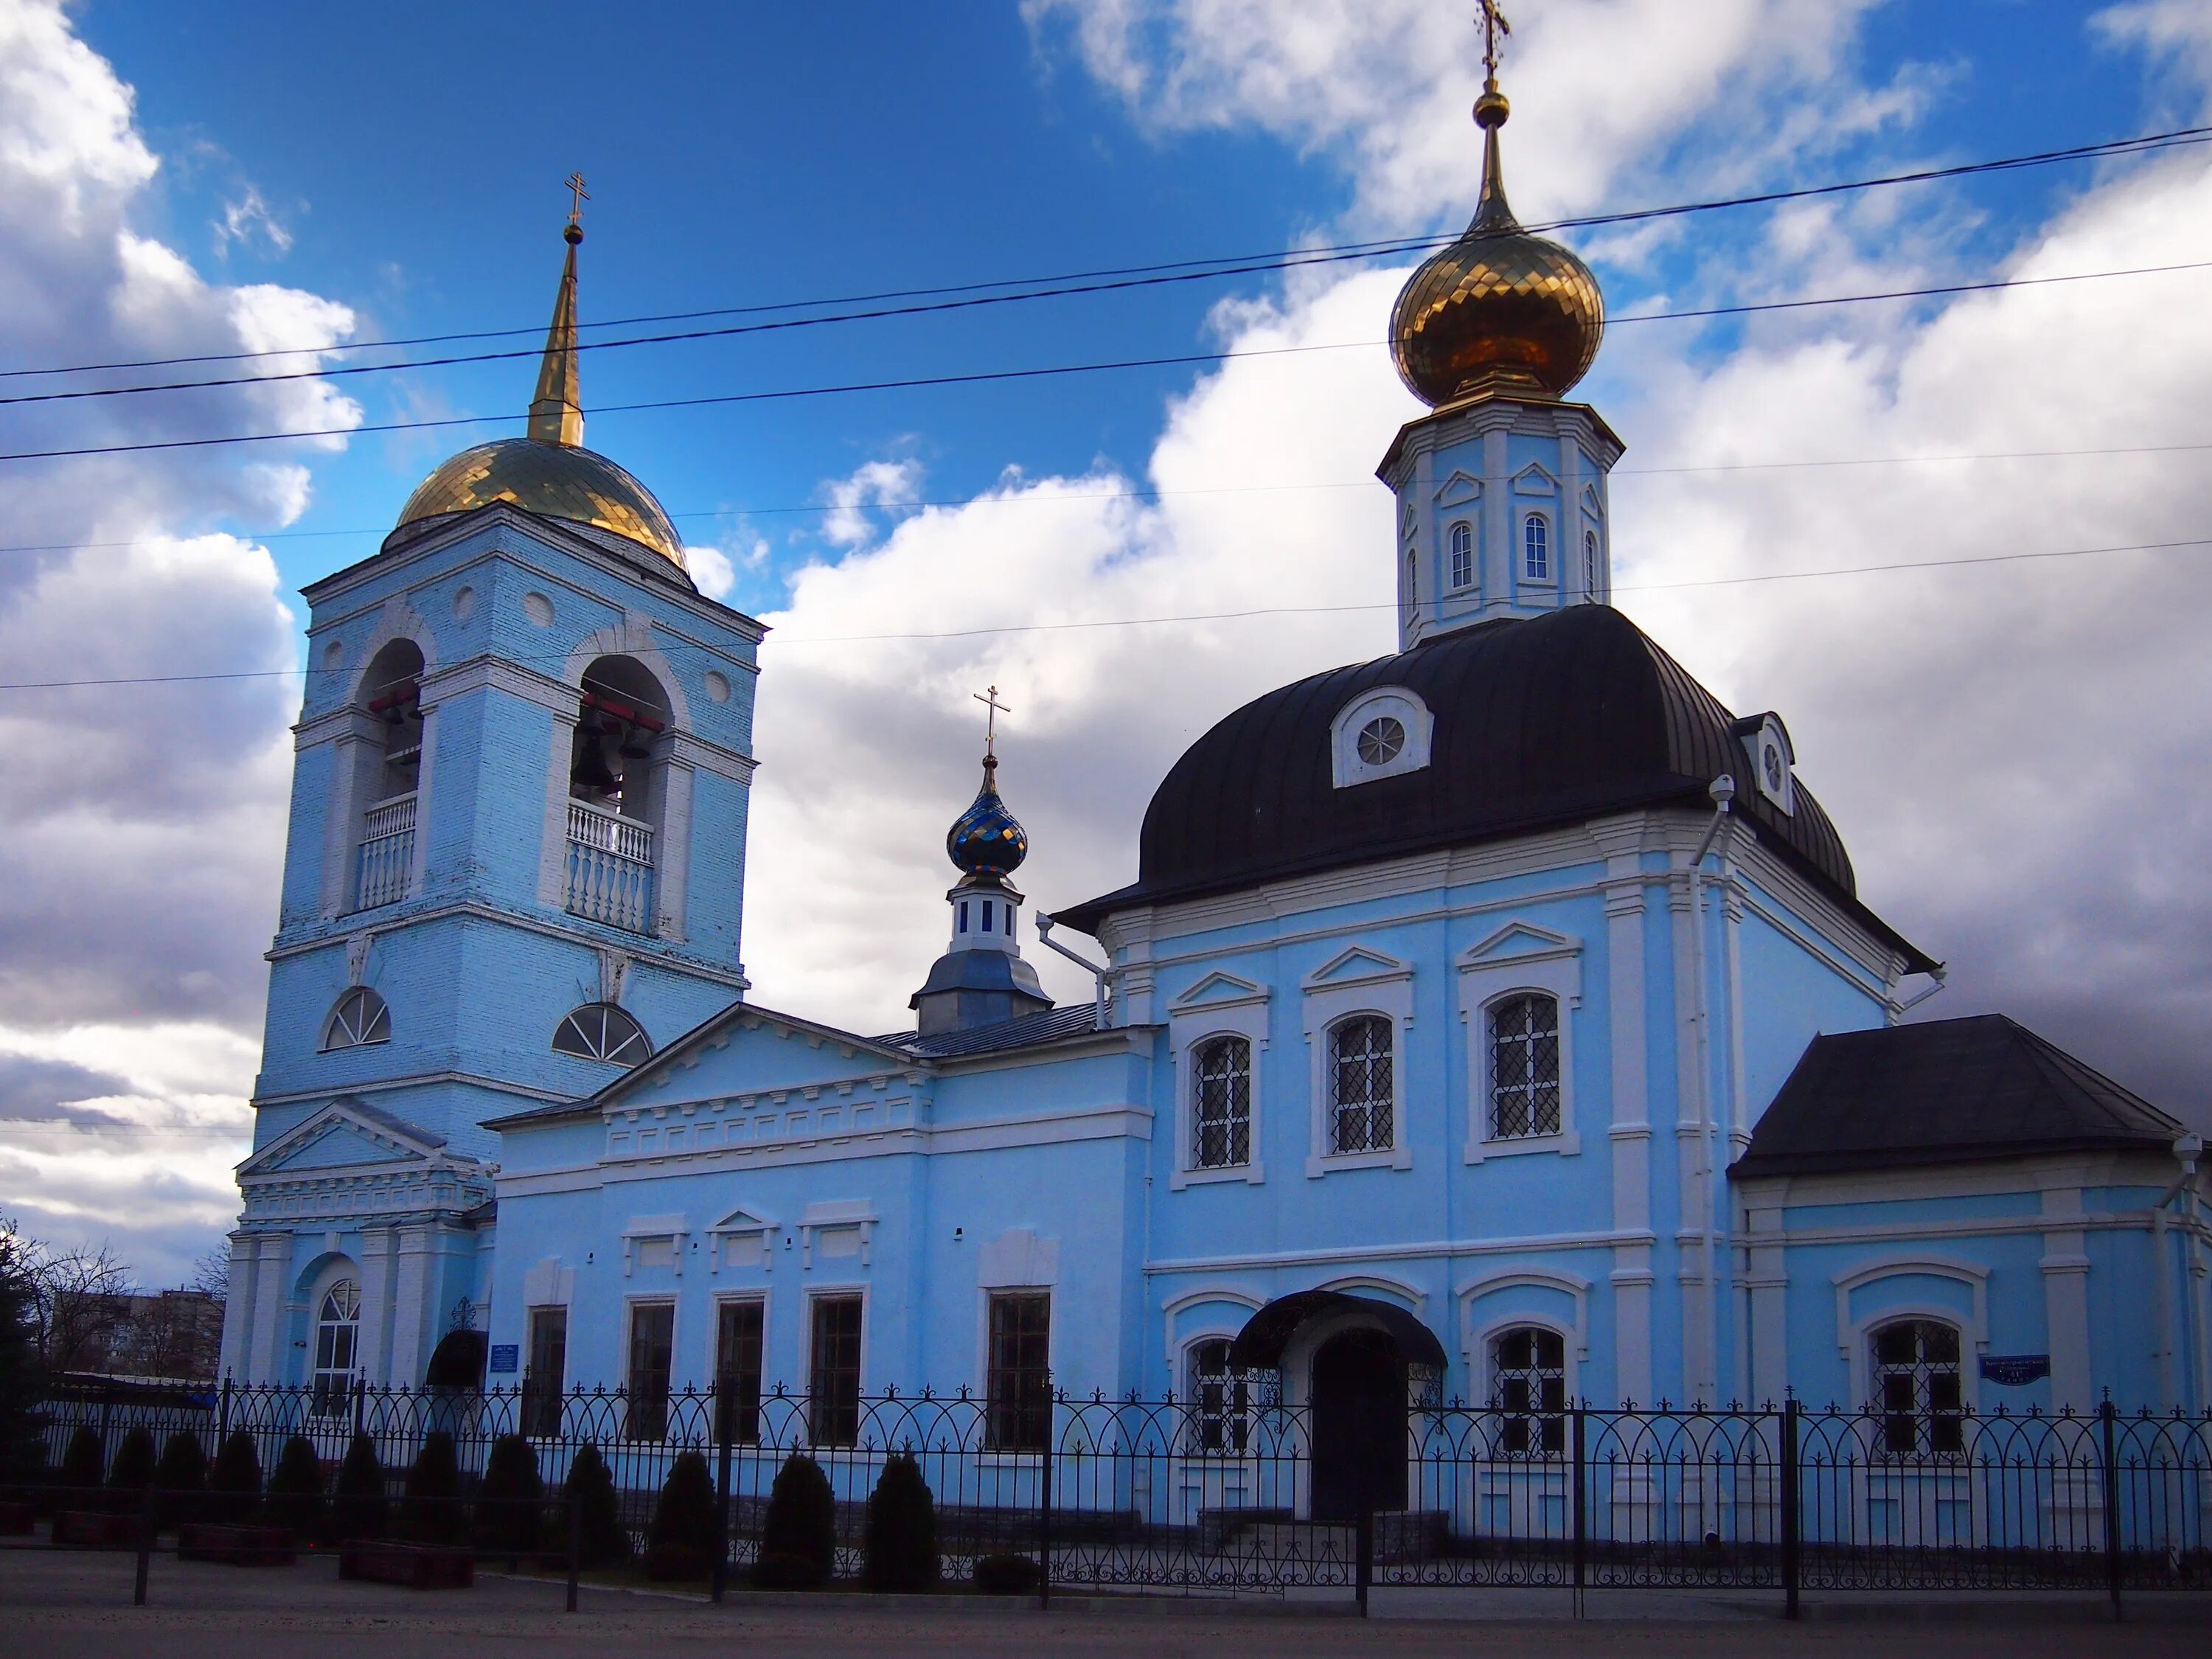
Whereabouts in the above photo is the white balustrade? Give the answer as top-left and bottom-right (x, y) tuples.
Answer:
(566, 800), (655, 932)
(353, 793), (417, 911)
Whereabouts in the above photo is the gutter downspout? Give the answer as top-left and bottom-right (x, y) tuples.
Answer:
(1688, 776), (1733, 1405)
(1035, 915), (1112, 1030)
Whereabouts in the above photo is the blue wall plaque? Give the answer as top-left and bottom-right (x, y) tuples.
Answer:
(1978, 1354), (2051, 1386)
(488, 1343), (520, 1374)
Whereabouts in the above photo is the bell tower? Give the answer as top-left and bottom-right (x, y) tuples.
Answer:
(220, 206), (762, 1388)
(1375, 34), (1621, 645)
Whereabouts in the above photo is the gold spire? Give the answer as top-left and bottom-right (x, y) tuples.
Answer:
(526, 178), (587, 447)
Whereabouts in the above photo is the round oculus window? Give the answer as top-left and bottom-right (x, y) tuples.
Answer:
(1357, 716), (1406, 766)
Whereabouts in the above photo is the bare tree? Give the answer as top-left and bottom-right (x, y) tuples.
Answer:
(187, 1243), (229, 1302)
(3, 1221), (136, 1374)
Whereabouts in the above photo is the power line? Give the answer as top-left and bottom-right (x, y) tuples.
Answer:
(1, 120), (2205, 389)
(4, 259), (2208, 466)
(0, 532), (2202, 691)
(4, 438), (2211, 561)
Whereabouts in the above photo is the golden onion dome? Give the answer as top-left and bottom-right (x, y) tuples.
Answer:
(1391, 81), (1604, 406)
(393, 222), (688, 573)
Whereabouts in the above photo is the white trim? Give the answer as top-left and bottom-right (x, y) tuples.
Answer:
(1832, 1254), (1990, 1405)
(1312, 1271), (1426, 1312)
(620, 1293), (681, 1397)
(1457, 925), (1583, 1164)
(1466, 1310), (1580, 1413)
(1458, 1267), (1591, 1363)
(1302, 948), (1414, 1177)
(703, 1287), (771, 1405)
(800, 1282), (871, 1427)
(1158, 1286), (1266, 1385)
(1169, 978), (1268, 1189)
(1329, 687), (1435, 788)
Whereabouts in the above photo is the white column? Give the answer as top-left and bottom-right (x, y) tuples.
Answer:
(248, 1234), (291, 1382)
(1741, 1190), (1790, 1405)
(655, 759), (695, 940)
(2042, 1185), (2093, 1412)
(218, 1230), (258, 1380)
(537, 713), (580, 908)
(357, 1228), (397, 1385)
(388, 1225), (435, 1385)
(1591, 821), (1654, 1405)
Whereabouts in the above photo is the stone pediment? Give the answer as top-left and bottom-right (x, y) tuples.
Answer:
(601, 1002), (920, 1118)
(1433, 469), (1484, 509)
(239, 1097), (448, 1181)
(1169, 970), (1269, 1012)
(1461, 922), (1580, 968)
(1510, 462), (1559, 495)
(1302, 945), (1412, 990)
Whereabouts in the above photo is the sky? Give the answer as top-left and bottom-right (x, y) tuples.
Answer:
(3, 0), (2211, 1285)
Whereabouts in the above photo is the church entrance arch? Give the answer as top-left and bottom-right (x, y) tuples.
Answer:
(1310, 1327), (1407, 1522)
(1226, 1289), (1445, 1523)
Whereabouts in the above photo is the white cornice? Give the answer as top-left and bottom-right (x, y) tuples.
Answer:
(250, 1068), (575, 1113)
(266, 901), (753, 990)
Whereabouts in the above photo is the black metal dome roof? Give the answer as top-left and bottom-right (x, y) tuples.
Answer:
(1057, 605), (1933, 971)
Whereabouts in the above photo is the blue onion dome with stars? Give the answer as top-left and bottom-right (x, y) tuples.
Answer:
(947, 754), (1028, 882)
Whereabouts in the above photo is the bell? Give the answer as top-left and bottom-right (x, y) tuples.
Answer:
(571, 739), (619, 794)
(618, 725), (653, 761)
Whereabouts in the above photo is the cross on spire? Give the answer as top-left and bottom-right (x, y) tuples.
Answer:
(565, 172), (590, 230)
(974, 684), (1009, 761)
(1476, 1), (1511, 80)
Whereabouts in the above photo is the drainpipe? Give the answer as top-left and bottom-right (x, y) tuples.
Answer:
(1688, 776), (1733, 1405)
(2157, 1134), (2205, 1408)
(1035, 915), (1112, 1030)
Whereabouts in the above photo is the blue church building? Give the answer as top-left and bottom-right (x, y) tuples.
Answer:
(220, 78), (2210, 1470)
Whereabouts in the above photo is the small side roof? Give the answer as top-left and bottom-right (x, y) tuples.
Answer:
(1731, 1013), (2186, 1180)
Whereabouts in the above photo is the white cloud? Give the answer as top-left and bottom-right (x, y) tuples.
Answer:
(819, 456), (926, 548)
(685, 532), (770, 602)
(0, 0), (358, 1278)
(212, 184), (293, 257)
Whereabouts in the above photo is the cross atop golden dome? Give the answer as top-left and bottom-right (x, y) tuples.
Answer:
(1388, 18), (1605, 408)
(393, 192), (686, 572)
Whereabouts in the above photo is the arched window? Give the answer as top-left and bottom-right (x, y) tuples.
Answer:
(566, 655), (672, 934)
(1405, 549), (1417, 608)
(312, 1278), (361, 1414)
(1871, 1318), (1965, 1456)
(1327, 1015), (1394, 1155)
(1584, 528), (1599, 594)
(552, 1003), (652, 1066)
(1449, 521), (1475, 590)
(1523, 513), (1550, 580)
(1184, 1338), (1250, 1455)
(354, 639), (425, 911)
(1488, 993), (1561, 1138)
(1491, 1325), (1565, 1457)
(320, 987), (391, 1051)
(1191, 1035), (1251, 1169)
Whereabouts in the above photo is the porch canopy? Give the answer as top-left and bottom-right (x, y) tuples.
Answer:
(1225, 1290), (1447, 1371)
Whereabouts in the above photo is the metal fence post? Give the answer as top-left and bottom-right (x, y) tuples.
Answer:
(566, 1486), (581, 1614)
(1571, 1405), (1587, 1619)
(218, 1375), (232, 1446)
(1037, 1390), (1054, 1611)
(1780, 1397), (1800, 1621)
(352, 1374), (366, 1439)
(2098, 1398), (2123, 1621)
(1354, 1501), (1373, 1617)
(712, 1383), (734, 1604)
(133, 1481), (153, 1607)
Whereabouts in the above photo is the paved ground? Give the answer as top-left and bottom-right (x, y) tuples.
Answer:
(1, 1546), (2202, 1658)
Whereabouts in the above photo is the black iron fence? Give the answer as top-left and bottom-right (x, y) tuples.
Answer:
(23, 1380), (2212, 1613)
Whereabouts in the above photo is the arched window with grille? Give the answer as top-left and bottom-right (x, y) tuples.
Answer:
(1191, 1034), (1251, 1169)
(1584, 528), (1599, 594)
(1491, 1325), (1566, 1457)
(1449, 521), (1475, 590)
(1488, 993), (1561, 1138)
(1871, 1318), (1965, 1456)
(312, 1278), (361, 1415)
(320, 987), (391, 1051)
(1327, 1015), (1394, 1154)
(1184, 1338), (1250, 1455)
(552, 1002), (652, 1067)
(1523, 513), (1550, 580)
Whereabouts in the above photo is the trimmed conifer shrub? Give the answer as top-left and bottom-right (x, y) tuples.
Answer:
(207, 1430), (262, 1524)
(152, 1430), (206, 1528)
(643, 1449), (720, 1582)
(972, 1551), (1042, 1595)
(401, 1430), (464, 1543)
(330, 1432), (388, 1540)
(58, 1426), (103, 1492)
(472, 1434), (543, 1556)
(264, 1435), (324, 1538)
(861, 1452), (938, 1593)
(563, 1444), (630, 1568)
(751, 1453), (835, 1589)
(107, 1426), (156, 1512)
